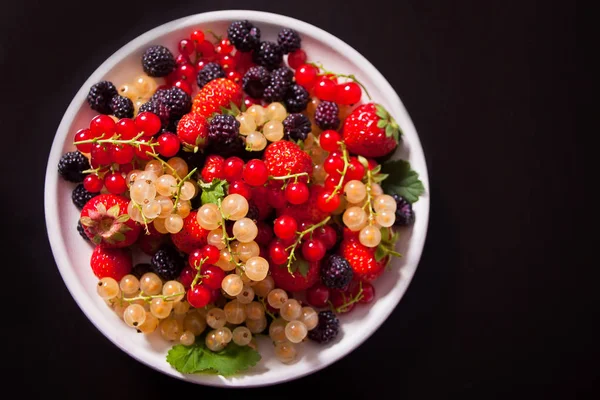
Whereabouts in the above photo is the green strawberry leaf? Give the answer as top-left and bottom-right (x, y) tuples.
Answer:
(377, 119), (387, 129)
(115, 214), (130, 224)
(375, 104), (389, 120)
(357, 155), (369, 170)
(375, 245), (387, 262)
(107, 205), (120, 218)
(112, 232), (126, 242)
(200, 178), (228, 205)
(380, 160), (425, 203)
(80, 216), (95, 227)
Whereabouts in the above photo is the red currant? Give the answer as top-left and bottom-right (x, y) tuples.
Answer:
(216, 38), (233, 54)
(104, 172), (127, 194)
(295, 64), (319, 88)
(267, 186), (287, 209)
(190, 29), (205, 44)
(367, 159), (378, 170)
(83, 174), (103, 193)
(119, 163), (134, 174)
(201, 264), (226, 290)
(346, 157), (366, 181)
(242, 159), (268, 186)
(219, 54), (237, 70)
(287, 49), (307, 69)
(175, 53), (191, 66)
(227, 70), (242, 84)
(89, 115), (115, 138)
(156, 133), (180, 157)
(179, 266), (195, 289)
(285, 182), (309, 205)
(336, 82), (362, 105)
(319, 130), (341, 152)
(314, 76), (338, 101)
(255, 221), (274, 246)
(316, 190), (340, 213)
(330, 289), (355, 313)
(273, 215), (298, 240)
(74, 129), (93, 153)
(115, 118), (138, 140)
(187, 285), (211, 308)
(188, 248), (204, 269)
(228, 180), (252, 200)
(202, 245), (221, 265)
(134, 137), (153, 160)
(135, 112), (161, 137)
(302, 239), (326, 262)
(354, 281), (375, 304)
(110, 144), (135, 165)
(324, 174), (339, 190)
(176, 63), (196, 83)
(269, 240), (290, 265)
(324, 155), (344, 175)
(178, 38), (195, 56)
(91, 143), (112, 166)
(306, 283), (330, 308)
(223, 157), (244, 182)
(313, 225), (337, 250)
(195, 58), (210, 72)
(172, 80), (192, 95)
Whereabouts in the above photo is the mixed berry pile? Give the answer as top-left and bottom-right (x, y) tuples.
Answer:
(57, 20), (423, 375)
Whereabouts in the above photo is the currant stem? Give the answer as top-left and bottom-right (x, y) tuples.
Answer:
(216, 199), (244, 270)
(330, 282), (364, 313)
(123, 291), (185, 303)
(284, 216), (331, 274)
(172, 167), (198, 212)
(269, 172), (310, 182)
(146, 152), (182, 180)
(205, 29), (222, 42)
(362, 166), (376, 224)
(191, 257), (209, 289)
(73, 132), (157, 149)
(259, 296), (277, 320)
(326, 142), (350, 202)
(132, 201), (151, 234)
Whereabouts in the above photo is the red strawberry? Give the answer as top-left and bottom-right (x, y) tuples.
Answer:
(90, 246), (132, 280)
(136, 222), (166, 256)
(270, 258), (320, 292)
(339, 239), (388, 282)
(277, 184), (328, 225)
(263, 140), (313, 180)
(80, 194), (141, 248)
(343, 103), (400, 158)
(201, 155), (225, 182)
(192, 78), (242, 118)
(171, 211), (209, 254)
(177, 113), (208, 150)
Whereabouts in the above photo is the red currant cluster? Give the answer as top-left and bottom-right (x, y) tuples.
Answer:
(294, 63), (366, 105)
(307, 280), (374, 314)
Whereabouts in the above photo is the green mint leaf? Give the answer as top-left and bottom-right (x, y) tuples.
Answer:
(380, 160), (425, 203)
(374, 104), (389, 120)
(200, 178), (228, 205)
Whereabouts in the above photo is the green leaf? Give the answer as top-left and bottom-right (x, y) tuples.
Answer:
(371, 165), (382, 175)
(167, 339), (261, 376)
(375, 246), (387, 262)
(95, 203), (107, 215)
(200, 179), (228, 205)
(357, 155), (369, 169)
(380, 160), (425, 203)
(295, 259), (309, 277)
(372, 173), (389, 183)
(79, 216), (95, 227)
(374, 104), (389, 120)
(92, 235), (102, 245)
(107, 205), (120, 218)
(376, 119), (387, 129)
(112, 232), (126, 242)
(115, 214), (130, 223)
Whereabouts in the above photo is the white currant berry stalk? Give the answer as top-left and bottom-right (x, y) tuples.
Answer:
(284, 216), (331, 274)
(258, 296), (277, 320)
(117, 291), (185, 305)
(215, 198), (245, 271)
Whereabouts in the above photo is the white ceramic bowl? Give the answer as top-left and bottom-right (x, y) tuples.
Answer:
(44, 10), (429, 387)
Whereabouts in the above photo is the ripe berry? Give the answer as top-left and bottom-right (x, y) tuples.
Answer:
(84, 174), (103, 193)
(227, 70), (242, 84)
(176, 53), (191, 65)
(173, 79), (193, 95)
(243, 159), (268, 186)
(354, 281), (375, 304)
(228, 180), (252, 200)
(201, 264), (226, 290)
(135, 112), (162, 137)
(274, 215), (298, 240)
(156, 133), (180, 157)
(223, 156), (245, 182)
(324, 174), (339, 190)
(91, 143), (112, 166)
(287, 49), (307, 69)
(134, 137), (153, 160)
(319, 130), (341, 152)
(173, 63), (196, 83)
(314, 76), (337, 101)
(190, 29), (205, 45)
(306, 283), (330, 308)
(244, 97), (260, 108)
(294, 64), (318, 88)
(89, 115), (115, 138)
(324, 155), (344, 175)
(302, 239), (326, 262)
(196, 40), (216, 59)
(219, 54), (237, 70)
(285, 182), (309, 205)
(178, 39), (195, 55)
(313, 225), (337, 250)
(187, 284), (211, 308)
(188, 248), (204, 269)
(179, 266), (195, 289)
(336, 82), (362, 105)
(316, 190), (340, 213)
(74, 129), (93, 153)
(104, 172), (127, 194)
(267, 186), (288, 209)
(217, 38), (234, 55)
(346, 157), (366, 181)
(202, 245), (221, 265)
(330, 289), (355, 313)
(110, 144), (135, 165)
(269, 240), (289, 265)
(115, 118), (138, 140)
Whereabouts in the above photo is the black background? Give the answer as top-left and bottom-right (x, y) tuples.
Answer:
(0, 0), (587, 397)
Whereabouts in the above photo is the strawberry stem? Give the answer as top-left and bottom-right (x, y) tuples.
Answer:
(326, 142), (350, 202)
(284, 216), (331, 274)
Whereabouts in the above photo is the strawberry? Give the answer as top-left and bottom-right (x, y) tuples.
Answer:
(270, 258), (320, 292)
(342, 103), (401, 158)
(136, 222), (166, 256)
(200, 155), (225, 183)
(90, 246), (132, 280)
(262, 140), (313, 179)
(171, 211), (209, 254)
(80, 194), (141, 248)
(339, 238), (387, 282)
(176, 112), (208, 151)
(277, 184), (328, 225)
(192, 78), (242, 118)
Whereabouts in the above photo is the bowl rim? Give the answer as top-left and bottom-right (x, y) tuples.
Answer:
(44, 9), (430, 387)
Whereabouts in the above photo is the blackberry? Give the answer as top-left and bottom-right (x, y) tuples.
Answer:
(227, 20), (261, 52)
(277, 28), (301, 54)
(246, 202), (259, 221)
(242, 66), (270, 99)
(150, 245), (185, 280)
(208, 114), (240, 146)
(308, 311), (339, 344)
(284, 84), (310, 113)
(142, 45), (176, 77)
(160, 87), (191, 119)
(252, 41), (283, 70)
(272, 66), (294, 83)
(131, 263), (152, 279)
(86, 81), (117, 114)
(197, 62), (226, 88)
(109, 95), (134, 118)
(391, 194), (415, 226)
(320, 255), (353, 289)
(283, 113), (311, 141)
(205, 136), (245, 159)
(72, 184), (98, 209)
(139, 100), (170, 130)
(77, 221), (90, 242)
(58, 151), (90, 183)
(315, 101), (340, 130)
(263, 67), (294, 103)
(175, 148), (206, 171)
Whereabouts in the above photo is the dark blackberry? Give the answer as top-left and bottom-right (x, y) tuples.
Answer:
(284, 84), (310, 113)
(391, 194), (415, 226)
(272, 66), (294, 83)
(252, 41), (283, 70)
(308, 311), (340, 344)
(277, 28), (301, 54)
(109, 95), (134, 118)
(315, 101), (340, 130)
(320, 255), (353, 289)
(72, 184), (99, 209)
(197, 62), (226, 88)
(205, 136), (245, 159)
(142, 45), (176, 77)
(227, 20), (261, 52)
(86, 81), (117, 114)
(150, 245), (185, 280)
(175, 147), (206, 171)
(161, 87), (191, 119)
(246, 202), (259, 221)
(263, 67), (294, 103)
(208, 114), (240, 146)
(131, 263), (152, 279)
(58, 151), (90, 183)
(242, 66), (270, 99)
(139, 100), (170, 130)
(77, 221), (90, 242)
(283, 113), (311, 141)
